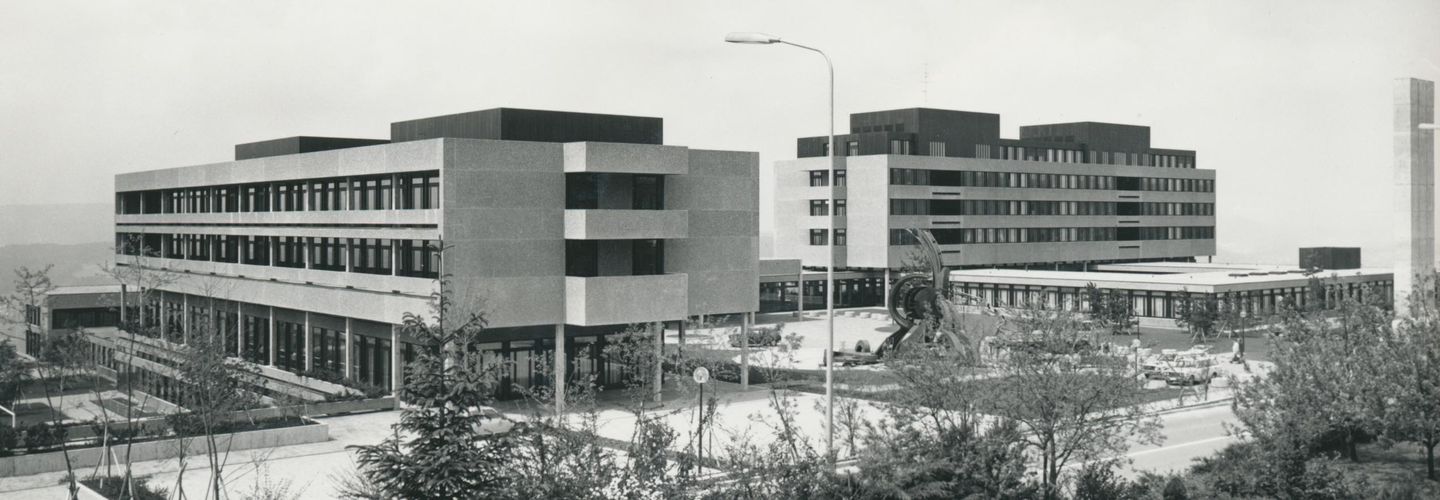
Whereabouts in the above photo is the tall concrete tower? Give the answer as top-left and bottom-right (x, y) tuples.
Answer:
(1394, 77), (1435, 314)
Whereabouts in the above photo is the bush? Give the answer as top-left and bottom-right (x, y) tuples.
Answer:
(22, 422), (66, 451)
(81, 475), (169, 500)
(303, 368), (391, 400)
(0, 425), (17, 455)
(855, 340), (871, 353)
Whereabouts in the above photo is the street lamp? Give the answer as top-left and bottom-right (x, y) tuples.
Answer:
(725, 31), (838, 461)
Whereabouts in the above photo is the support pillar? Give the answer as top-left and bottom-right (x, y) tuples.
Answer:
(303, 312), (313, 372)
(741, 312), (750, 390)
(344, 317), (353, 380)
(181, 294), (189, 344)
(1394, 77), (1436, 314)
(554, 324), (566, 414)
(268, 306), (277, 367)
(653, 322), (663, 405)
(391, 325), (402, 397)
(883, 268), (891, 312)
(797, 274), (805, 316)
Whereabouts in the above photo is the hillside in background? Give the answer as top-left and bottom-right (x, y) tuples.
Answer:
(0, 202), (112, 247)
(0, 242), (115, 286)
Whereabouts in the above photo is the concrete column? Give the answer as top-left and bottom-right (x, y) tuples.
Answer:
(741, 312), (750, 390)
(653, 322), (663, 404)
(181, 294), (189, 344)
(883, 268), (891, 312)
(1395, 77), (1436, 314)
(268, 306), (277, 366)
(303, 312), (313, 372)
(344, 317), (353, 379)
(391, 325), (402, 396)
(235, 302), (244, 357)
(554, 324), (566, 414)
(797, 274), (805, 315)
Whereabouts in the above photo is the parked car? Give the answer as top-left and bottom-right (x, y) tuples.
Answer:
(729, 327), (782, 348)
(468, 406), (518, 436)
(1165, 355), (1220, 386)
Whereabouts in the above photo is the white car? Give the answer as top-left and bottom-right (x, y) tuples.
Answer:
(468, 406), (517, 436)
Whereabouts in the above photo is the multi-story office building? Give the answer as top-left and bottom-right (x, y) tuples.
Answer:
(777, 108), (1215, 272)
(768, 107), (1215, 313)
(111, 108), (758, 400)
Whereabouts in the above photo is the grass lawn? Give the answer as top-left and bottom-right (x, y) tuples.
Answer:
(1335, 442), (1440, 496)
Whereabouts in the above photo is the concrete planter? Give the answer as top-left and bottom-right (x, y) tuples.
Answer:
(0, 418), (329, 478)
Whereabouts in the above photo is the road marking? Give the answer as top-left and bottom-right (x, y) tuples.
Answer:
(1128, 435), (1235, 458)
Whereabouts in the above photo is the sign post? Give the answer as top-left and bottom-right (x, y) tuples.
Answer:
(693, 366), (710, 470)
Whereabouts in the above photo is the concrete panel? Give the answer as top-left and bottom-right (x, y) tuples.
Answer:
(564, 209), (689, 240)
(565, 274), (687, 326)
(116, 140), (444, 192)
(563, 142), (688, 175)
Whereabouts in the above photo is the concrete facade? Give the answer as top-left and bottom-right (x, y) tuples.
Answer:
(111, 108), (758, 400)
(1394, 78), (1435, 313)
(775, 109), (1215, 271)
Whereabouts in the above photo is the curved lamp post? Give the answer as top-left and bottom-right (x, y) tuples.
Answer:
(725, 31), (837, 461)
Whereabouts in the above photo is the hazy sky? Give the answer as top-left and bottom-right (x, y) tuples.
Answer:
(2, 1), (1437, 265)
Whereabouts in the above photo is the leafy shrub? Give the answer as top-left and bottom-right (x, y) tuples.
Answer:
(22, 421), (66, 450)
(81, 475), (169, 500)
(0, 425), (17, 455)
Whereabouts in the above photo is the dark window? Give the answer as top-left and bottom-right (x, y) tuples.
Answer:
(400, 172), (440, 210)
(809, 200), (829, 216)
(309, 237), (347, 272)
(275, 237), (306, 268)
(809, 229), (828, 246)
(834, 199), (847, 216)
(632, 239), (664, 275)
(243, 236), (270, 265)
(565, 240), (598, 277)
(809, 171), (829, 187)
(566, 173), (599, 209)
(834, 229), (847, 246)
(834, 170), (846, 187)
(633, 175), (664, 210)
(398, 239), (440, 278)
(350, 238), (392, 275)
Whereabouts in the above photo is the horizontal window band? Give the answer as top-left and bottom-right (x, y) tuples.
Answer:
(117, 223), (438, 229)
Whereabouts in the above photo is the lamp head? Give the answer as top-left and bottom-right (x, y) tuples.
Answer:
(1420, 123), (1438, 130)
(725, 32), (781, 44)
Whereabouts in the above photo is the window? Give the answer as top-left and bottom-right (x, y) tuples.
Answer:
(809, 170), (829, 187)
(275, 237), (306, 268)
(400, 172), (440, 210)
(398, 239), (440, 278)
(632, 174), (664, 210)
(889, 140), (911, 155)
(242, 236), (270, 265)
(632, 239), (664, 275)
(809, 200), (829, 216)
(834, 199), (847, 216)
(846, 141), (860, 156)
(309, 237), (346, 271)
(350, 238), (393, 275)
(834, 229), (847, 246)
(350, 176), (393, 210)
(834, 170), (846, 187)
(809, 229), (828, 246)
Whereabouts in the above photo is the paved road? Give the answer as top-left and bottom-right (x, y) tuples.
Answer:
(1117, 403), (1240, 477)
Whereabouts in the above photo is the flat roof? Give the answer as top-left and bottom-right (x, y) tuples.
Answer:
(950, 263), (1391, 292)
(45, 285), (123, 296)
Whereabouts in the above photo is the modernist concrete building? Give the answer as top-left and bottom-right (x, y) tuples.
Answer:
(111, 108), (758, 401)
(771, 107), (1216, 311)
(12, 285), (129, 359)
(948, 262), (1393, 331)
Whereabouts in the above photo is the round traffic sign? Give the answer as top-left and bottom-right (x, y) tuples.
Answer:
(692, 366), (710, 384)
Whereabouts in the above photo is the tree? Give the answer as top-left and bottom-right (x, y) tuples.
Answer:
(1387, 272), (1440, 480)
(982, 306), (1162, 498)
(1173, 291), (1221, 343)
(352, 278), (515, 498)
(101, 233), (181, 499)
(1085, 283), (1134, 336)
(167, 283), (264, 500)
